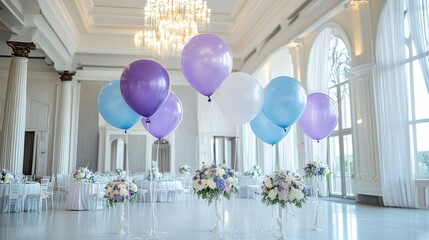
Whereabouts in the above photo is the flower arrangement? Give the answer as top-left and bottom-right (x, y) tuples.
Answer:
(192, 163), (238, 204)
(179, 165), (192, 174)
(261, 170), (308, 208)
(303, 161), (331, 179)
(0, 169), (14, 183)
(244, 165), (263, 177)
(116, 169), (126, 178)
(104, 178), (138, 207)
(73, 166), (94, 182)
(146, 166), (163, 180)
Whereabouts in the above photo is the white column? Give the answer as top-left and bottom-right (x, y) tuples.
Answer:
(0, 41), (35, 175)
(54, 71), (75, 175)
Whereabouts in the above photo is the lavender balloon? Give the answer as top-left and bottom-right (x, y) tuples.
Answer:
(298, 92), (338, 141)
(181, 34), (233, 100)
(142, 92), (183, 139)
(120, 59), (170, 122)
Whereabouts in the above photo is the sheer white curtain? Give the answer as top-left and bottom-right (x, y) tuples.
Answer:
(375, 0), (417, 208)
(305, 28), (332, 164)
(306, 27), (335, 196)
(408, 0), (429, 94)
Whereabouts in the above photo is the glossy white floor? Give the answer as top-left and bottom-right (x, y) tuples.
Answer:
(1, 196), (428, 240)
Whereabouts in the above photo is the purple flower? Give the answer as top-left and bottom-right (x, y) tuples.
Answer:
(214, 177), (225, 190)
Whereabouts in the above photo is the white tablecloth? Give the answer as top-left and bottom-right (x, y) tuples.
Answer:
(65, 181), (100, 210)
(135, 180), (183, 202)
(0, 182), (41, 212)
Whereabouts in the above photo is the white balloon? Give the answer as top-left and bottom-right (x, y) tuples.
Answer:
(215, 72), (264, 125)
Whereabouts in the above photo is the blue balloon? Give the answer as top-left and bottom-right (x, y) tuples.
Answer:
(98, 80), (141, 130)
(263, 76), (307, 129)
(250, 110), (289, 145)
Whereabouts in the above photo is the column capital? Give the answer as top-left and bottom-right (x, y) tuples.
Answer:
(58, 71), (76, 81)
(6, 41), (36, 57)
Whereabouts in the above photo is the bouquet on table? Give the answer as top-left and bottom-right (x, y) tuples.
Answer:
(192, 163), (238, 204)
(303, 161), (330, 179)
(261, 170), (308, 208)
(73, 166), (94, 183)
(244, 165), (263, 177)
(0, 169), (14, 183)
(146, 166), (163, 181)
(116, 169), (126, 178)
(179, 165), (192, 174)
(104, 178), (138, 207)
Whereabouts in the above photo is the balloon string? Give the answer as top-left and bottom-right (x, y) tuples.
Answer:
(209, 100), (214, 164)
(125, 130), (130, 236)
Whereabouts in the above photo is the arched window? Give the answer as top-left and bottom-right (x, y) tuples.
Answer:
(327, 35), (354, 197)
(307, 26), (354, 198)
(405, 1), (429, 176)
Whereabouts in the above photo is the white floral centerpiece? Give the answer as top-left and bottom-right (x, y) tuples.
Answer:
(104, 178), (138, 207)
(244, 165), (263, 177)
(303, 161), (330, 179)
(261, 170), (308, 208)
(146, 166), (163, 181)
(0, 169), (14, 183)
(73, 166), (94, 183)
(116, 169), (126, 178)
(179, 165), (192, 174)
(192, 163), (238, 204)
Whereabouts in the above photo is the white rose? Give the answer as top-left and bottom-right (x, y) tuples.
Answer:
(120, 188), (128, 197)
(207, 178), (217, 189)
(268, 188), (278, 200)
(130, 183), (138, 192)
(77, 172), (84, 179)
(289, 188), (304, 201)
(193, 179), (207, 191)
(227, 177), (235, 183)
(106, 186), (113, 194)
(265, 178), (272, 188)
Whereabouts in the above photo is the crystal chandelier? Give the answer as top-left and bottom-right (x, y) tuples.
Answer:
(134, 0), (211, 58)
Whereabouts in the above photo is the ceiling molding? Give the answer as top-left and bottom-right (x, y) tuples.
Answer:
(38, 0), (79, 56)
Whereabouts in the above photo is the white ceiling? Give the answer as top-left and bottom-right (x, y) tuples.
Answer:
(0, 0), (347, 78)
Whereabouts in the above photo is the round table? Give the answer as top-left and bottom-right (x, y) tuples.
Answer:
(0, 182), (41, 212)
(65, 181), (101, 210)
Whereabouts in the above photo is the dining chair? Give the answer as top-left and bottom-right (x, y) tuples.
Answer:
(89, 181), (107, 210)
(138, 180), (148, 202)
(55, 174), (70, 201)
(5, 180), (26, 213)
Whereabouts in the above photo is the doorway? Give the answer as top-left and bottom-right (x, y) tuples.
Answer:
(23, 131), (35, 175)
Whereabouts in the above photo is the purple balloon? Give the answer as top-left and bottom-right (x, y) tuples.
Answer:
(120, 59), (170, 120)
(181, 34), (233, 99)
(298, 92), (338, 141)
(142, 92), (183, 139)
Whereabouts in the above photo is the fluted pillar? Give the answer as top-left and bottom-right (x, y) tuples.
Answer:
(0, 41), (35, 174)
(54, 71), (75, 175)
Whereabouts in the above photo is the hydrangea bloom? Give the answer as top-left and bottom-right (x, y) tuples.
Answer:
(192, 163), (238, 204)
(261, 170), (308, 208)
(104, 178), (138, 207)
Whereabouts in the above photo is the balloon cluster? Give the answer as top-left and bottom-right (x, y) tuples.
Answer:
(98, 60), (182, 139)
(98, 33), (338, 144)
